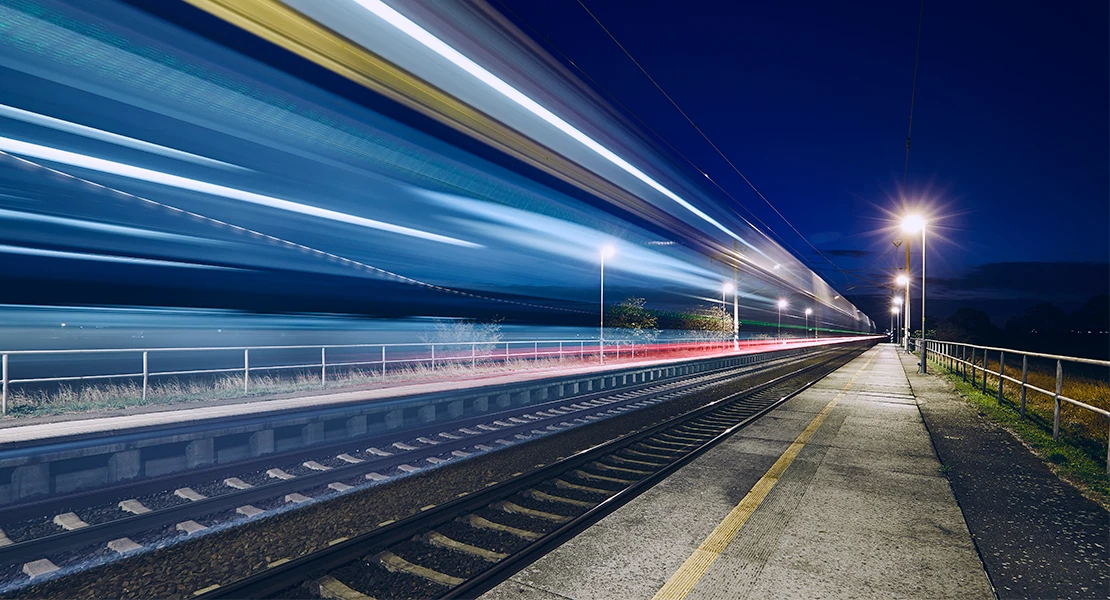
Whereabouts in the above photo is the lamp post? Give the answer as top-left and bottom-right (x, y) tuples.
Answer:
(891, 306), (900, 344)
(600, 245), (615, 364)
(892, 296), (903, 345)
(896, 274), (910, 352)
(723, 282), (738, 350)
(805, 308), (813, 339)
(777, 299), (788, 340)
(902, 215), (927, 372)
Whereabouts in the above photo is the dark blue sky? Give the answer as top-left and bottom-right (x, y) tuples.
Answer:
(497, 0), (1109, 322)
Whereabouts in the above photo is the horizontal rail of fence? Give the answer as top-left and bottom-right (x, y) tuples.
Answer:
(0, 336), (802, 415)
(919, 338), (1110, 474)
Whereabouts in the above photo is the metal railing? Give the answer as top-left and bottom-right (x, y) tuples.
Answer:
(0, 336), (769, 415)
(920, 338), (1110, 474)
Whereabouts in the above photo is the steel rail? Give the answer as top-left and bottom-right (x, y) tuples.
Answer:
(0, 349), (815, 567)
(196, 346), (863, 599)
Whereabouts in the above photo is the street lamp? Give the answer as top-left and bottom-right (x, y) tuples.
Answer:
(723, 282), (738, 350)
(805, 308), (813, 339)
(777, 299), (788, 340)
(599, 245), (615, 364)
(902, 215), (927, 373)
(891, 305), (900, 343)
(895, 274), (910, 352)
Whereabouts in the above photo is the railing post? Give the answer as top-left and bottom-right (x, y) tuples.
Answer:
(243, 348), (250, 393)
(631, 342), (635, 359)
(472, 343), (476, 369)
(581, 341), (584, 360)
(142, 351), (149, 402)
(997, 351), (1005, 404)
(981, 349), (988, 394)
(321, 347), (326, 387)
(1020, 354), (1028, 419)
(2, 353), (7, 416)
(534, 342), (538, 361)
(1052, 359), (1062, 441)
(559, 342), (563, 362)
(960, 346), (966, 381)
(382, 345), (386, 376)
(431, 344), (435, 371)
(506, 342), (510, 363)
(969, 347), (975, 386)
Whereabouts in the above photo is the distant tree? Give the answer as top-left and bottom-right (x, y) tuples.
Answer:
(607, 297), (659, 341)
(674, 305), (734, 339)
(1069, 294), (1109, 333)
(421, 318), (503, 355)
(936, 308), (1000, 344)
(1022, 303), (1069, 334)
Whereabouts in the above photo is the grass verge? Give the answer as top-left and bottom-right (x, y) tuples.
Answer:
(928, 357), (1109, 507)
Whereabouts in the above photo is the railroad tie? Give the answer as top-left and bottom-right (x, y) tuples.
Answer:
(593, 461), (652, 476)
(422, 531), (507, 562)
(495, 500), (571, 523)
(528, 488), (594, 508)
(573, 469), (635, 485)
(554, 478), (615, 497)
(377, 551), (464, 587)
(462, 514), (542, 540)
(311, 576), (376, 600)
(609, 454), (666, 468)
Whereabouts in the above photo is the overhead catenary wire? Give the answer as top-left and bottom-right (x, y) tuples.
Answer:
(493, 0), (871, 294)
(573, 0), (854, 280)
(902, 0), (926, 209)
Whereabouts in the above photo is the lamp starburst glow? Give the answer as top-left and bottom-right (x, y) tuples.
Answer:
(600, 245), (616, 259)
(902, 214), (926, 234)
(722, 282), (734, 295)
(896, 274), (910, 287)
(777, 299), (788, 309)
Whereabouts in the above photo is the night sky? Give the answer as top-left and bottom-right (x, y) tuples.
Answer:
(495, 0), (1110, 325)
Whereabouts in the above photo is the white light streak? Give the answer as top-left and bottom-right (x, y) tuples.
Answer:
(0, 243), (245, 270)
(0, 137), (481, 248)
(0, 104), (246, 171)
(350, 0), (758, 252)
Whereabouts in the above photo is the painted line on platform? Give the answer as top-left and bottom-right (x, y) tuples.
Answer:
(651, 349), (878, 600)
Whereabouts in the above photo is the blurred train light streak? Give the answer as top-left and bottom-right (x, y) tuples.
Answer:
(0, 104), (248, 171)
(0, 243), (246, 270)
(347, 0), (763, 256)
(0, 136), (480, 248)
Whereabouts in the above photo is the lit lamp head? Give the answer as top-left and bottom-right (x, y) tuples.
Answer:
(893, 296), (903, 305)
(600, 245), (616, 259)
(891, 306), (900, 315)
(902, 214), (926, 234)
(805, 308), (813, 316)
(896, 274), (910, 287)
(777, 299), (788, 310)
(722, 282), (735, 295)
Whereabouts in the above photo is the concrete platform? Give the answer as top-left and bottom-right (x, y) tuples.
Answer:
(482, 344), (994, 600)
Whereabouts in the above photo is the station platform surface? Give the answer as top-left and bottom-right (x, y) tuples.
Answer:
(482, 343), (996, 600)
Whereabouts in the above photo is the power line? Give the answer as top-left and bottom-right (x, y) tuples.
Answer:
(902, 0), (925, 207)
(574, 0), (854, 279)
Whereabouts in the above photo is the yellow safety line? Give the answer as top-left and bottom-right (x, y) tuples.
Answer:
(651, 350), (877, 600)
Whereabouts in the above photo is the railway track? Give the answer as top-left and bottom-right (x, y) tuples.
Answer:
(196, 347), (862, 600)
(0, 348), (828, 589)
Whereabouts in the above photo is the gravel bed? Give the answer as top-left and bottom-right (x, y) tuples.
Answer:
(389, 540), (490, 580)
(131, 523), (182, 548)
(276, 464), (315, 478)
(0, 563), (25, 589)
(269, 582), (316, 599)
(189, 480), (234, 499)
(1, 517), (62, 544)
(5, 348), (860, 599)
(74, 503), (127, 526)
(436, 520), (529, 556)
(52, 542), (112, 568)
(236, 470), (276, 487)
(133, 491), (186, 512)
(331, 559), (443, 600)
